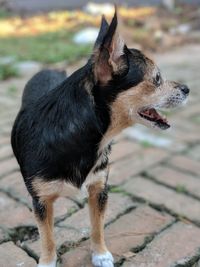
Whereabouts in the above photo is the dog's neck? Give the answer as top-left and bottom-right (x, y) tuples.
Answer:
(99, 98), (134, 150)
(70, 62), (134, 149)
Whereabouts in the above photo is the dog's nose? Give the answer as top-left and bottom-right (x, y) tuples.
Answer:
(180, 85), (190, 95)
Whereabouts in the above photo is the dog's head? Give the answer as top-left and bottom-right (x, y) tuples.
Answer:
(90, 10), (189, 133)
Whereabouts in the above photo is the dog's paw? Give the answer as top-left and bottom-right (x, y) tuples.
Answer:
(92, 251), (114, 267)
(37, 258), (57, 267)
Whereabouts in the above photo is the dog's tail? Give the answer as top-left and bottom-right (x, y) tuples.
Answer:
(21, 69), (67, 108)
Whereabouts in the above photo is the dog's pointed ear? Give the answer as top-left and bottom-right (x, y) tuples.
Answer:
(93, 8), (128, 84)
(94, 15), (109, 49)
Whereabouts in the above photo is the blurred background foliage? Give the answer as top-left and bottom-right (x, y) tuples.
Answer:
(0, 0), (199, 79)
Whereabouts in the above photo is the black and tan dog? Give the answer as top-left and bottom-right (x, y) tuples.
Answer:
(11, 10), (189, 267)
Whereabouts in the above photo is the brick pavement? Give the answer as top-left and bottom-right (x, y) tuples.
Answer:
(0, 44), (200, 267)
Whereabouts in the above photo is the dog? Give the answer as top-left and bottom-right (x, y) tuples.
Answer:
(11, 9), (190, 267)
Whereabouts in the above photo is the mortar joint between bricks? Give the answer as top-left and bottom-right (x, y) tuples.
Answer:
(132, 219), (176, 254)
(0, 187), (32, 209)
(114, 219), (177, 266)
(131, 193), (200, 228)
(141, 171), (200, 202)
(173, 248), (200, 267)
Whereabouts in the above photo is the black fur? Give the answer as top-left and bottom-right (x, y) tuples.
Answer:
(32, 197), (47, 221)
(94, 15), (109, 49)
(11, 15), (147, 198)
(98, 185), (108, 212)
(22, 69), (67, 108)
(12, 64), (105, 190)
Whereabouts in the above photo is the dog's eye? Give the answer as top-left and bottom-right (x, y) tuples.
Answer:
(155, 72), (161, 86)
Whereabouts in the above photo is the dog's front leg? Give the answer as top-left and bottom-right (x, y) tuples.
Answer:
(32, 197), (57, 267)
(88, 180), (114, 267)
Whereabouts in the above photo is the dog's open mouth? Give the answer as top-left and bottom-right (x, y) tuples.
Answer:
(138, 108), (170, 130)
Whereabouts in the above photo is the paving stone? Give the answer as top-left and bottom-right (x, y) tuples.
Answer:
(0, 124), (13, 135)
(61, 245), (93, 267)
(61, 205), (173, 266)
(168, 120), (200, 142)
(122, 177), (200, 222)
(0, 157), (19, 178)
(124, 125), (186, 153)
(0, 241), (36, 267)
(0, 96), (16, 107)
(0, 136), (10, 146)
(0, 77), (27, 97)
(109, 140), (141, 163)
(0, 145), (13, 160)
(0, 117), (12, 127)
(0, 227), (9, 243)
(104, 206), (173, 258)
(0, 171), (31, 205)
(15, 61), (42, 76)
(109, 147), (168, 185)
(187, 144), (200, 161)
(147, 165), (200, 198)
(0, 192), (35, 228)
(54, 197), (78, 220)
(168, 155), (200, 177)
(176, 102), (200, 118)
(0, 228), (5, 243)
(122, 222), (200, 267)
(193, 262), (200, 267)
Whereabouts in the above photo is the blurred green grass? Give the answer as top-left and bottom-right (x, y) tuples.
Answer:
(0, 8), (11, 19)
(0, 30), (92, 64)
(0, 64), (19, 80)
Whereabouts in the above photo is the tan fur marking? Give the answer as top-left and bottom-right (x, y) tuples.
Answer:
(32, 178), (80, 200)
(34, 198), (56, 264)
(88, 181), (107, 254)
(101, 80), (159, 147)
(32, 179), (60, 201)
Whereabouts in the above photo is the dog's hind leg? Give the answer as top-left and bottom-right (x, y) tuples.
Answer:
(32, 197), (57, 267)
(88, 180), (114, 267)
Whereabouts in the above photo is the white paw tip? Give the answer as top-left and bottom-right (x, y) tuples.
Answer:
(37, 259), (57, 267)
(92, 251), (114, 267)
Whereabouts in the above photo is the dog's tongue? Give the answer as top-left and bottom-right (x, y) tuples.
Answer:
(141, 108), (167, 123)
(143, 108), (158, 119)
